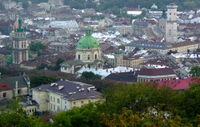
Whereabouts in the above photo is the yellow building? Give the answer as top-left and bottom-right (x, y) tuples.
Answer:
(114, 51), (146, 68)
(32, 80), (103, 113)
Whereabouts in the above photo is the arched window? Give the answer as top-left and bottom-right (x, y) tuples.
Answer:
(95, 54), (97, 59)
(88, 55), (90, 60)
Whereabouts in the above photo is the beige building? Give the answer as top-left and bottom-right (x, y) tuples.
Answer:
(113, 25), (133, 35)
(114, 52), (146, 68)
(61, 29), (104, 74)
(32, 80), (103, 113)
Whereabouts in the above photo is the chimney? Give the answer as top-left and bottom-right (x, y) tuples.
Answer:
(15, 81), (18, 97)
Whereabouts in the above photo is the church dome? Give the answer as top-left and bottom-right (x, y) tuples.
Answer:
(151, 4), (158, 10)
(76, 28), (99, 49)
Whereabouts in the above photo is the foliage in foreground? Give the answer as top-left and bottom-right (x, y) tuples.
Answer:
(1, 83), (200, 126)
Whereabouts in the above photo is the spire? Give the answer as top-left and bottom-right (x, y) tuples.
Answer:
(16, 16), (24, 32)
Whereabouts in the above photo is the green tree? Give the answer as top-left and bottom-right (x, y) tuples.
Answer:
(30, 75), (59, 88)
(53, 104), (102, 127)
(190, 66), (200, 77)
(29, 42), (46, 52)
(36, 63), (48, 70)
(101, 108), (192, 127)
(100, 84), (176, 114)
(81, 72), (101, 80)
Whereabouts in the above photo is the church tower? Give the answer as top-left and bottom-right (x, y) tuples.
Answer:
(12, 17), (29, 64)
(165, 3), (178, 43)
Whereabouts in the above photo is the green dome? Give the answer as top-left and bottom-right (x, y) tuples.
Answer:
(76, 29), (99, 49)
(151, 4), (158, 10)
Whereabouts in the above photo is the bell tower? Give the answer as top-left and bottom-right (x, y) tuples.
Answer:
(12, 17), (29, 64)
(165, 3), (178, 43)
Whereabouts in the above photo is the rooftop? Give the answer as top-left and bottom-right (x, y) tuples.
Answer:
(34, 80), (102, 101)
(138, 68), (176, 76)
(76, 29), (100, 49)
(157, 78), (200, 90)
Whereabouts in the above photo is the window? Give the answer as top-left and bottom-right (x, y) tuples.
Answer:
(18, 89), (21, 94)
(57, 98), (60, 103)
(88, 55), (90, 60)
(78, 55), (80, 60)
(73, 102), (76, 105)
(95, 54), (97, 59)
(53, 97), (55, 102)
(57, 106), (60, 111)
(81, 101), (84, 104)
(3, 92), (6, 98)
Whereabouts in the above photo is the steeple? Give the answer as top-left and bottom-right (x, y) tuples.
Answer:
(16, 17), (24, 32)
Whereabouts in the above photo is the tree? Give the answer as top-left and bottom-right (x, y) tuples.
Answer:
(174, 83), (200, 118)
(37, 63), (48, 70)
(100, 84), (176, 114)
(81, 72), (101, 80)
(101, 108), (192, 127)
(190, 66), (200, 77)
(30, 75), (59, 88)
(53, 104), (102, 127)
(29, 42), (46, 52)
(0, 99), (50, 127)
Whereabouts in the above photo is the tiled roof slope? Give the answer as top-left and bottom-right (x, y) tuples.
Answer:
(34, 80), (102, 101)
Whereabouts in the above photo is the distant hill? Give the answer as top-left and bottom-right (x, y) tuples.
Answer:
(62, 0), (199, 10)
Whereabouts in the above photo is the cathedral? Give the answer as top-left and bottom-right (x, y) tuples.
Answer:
(12, 17), (29, 64)
(61, 29), (104, 74)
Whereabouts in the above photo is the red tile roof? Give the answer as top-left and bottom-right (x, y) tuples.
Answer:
(0, 82), (13, 91)
(157, 78), (200, 90)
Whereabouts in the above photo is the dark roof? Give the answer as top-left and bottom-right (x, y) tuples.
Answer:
(34, 80), (102, 101)
(138, 68), (176, 76)
(127, 41), (172, 49)
(0, 76), (28, 89)
(105, 72), (138, 82)
(133, 20), (148, 27)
